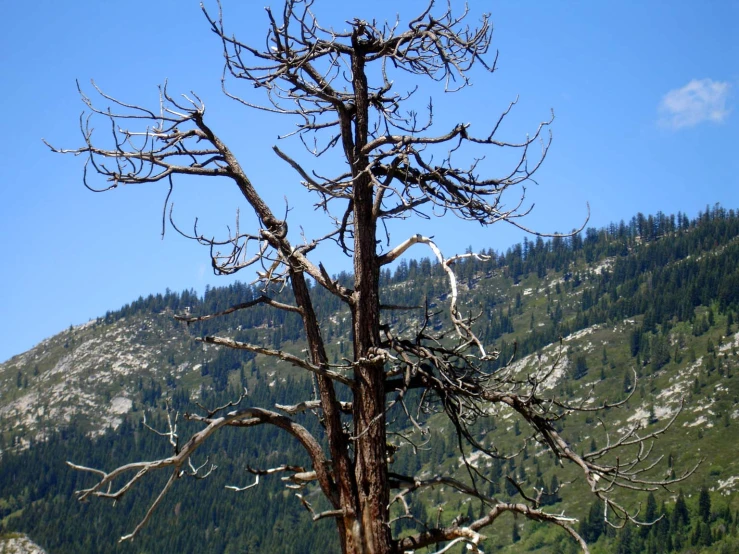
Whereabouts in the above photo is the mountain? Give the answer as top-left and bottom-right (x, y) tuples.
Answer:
(0, 534), (47, 554)
(2, 205), (739, 553)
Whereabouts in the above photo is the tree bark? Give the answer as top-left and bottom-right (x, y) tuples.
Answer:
(290, 269), (362, 554)
(348, 35), (392, 554)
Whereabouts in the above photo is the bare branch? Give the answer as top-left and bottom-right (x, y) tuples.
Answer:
(175, 294), (302, 324)
(68, 405), (335, 541)
(398, 502), (588, 553)
(276, 399), (353, 415)
(119, 470), (178, 543)
(198, 335), (354, 387)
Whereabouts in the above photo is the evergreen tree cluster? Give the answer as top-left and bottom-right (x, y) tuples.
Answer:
(4, 206), (739, 553)
(578, 489), (739, 554)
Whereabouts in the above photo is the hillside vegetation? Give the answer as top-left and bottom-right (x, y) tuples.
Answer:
(2, 205), (739, 553)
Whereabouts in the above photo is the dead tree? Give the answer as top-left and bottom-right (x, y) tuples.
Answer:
(49, 2), (695, 553)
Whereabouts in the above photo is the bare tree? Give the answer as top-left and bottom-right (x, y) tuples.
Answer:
(49, 2), (695, 553)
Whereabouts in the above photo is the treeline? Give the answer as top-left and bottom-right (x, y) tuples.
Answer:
(578, 489), (739, 554)
(4, 409), (738, 553)
(0, 381), (339, 554)
(101, 205), (739, 368)
(462, 204), (739, 369)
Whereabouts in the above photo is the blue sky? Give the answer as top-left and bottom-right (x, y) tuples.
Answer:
(1, 0), (737, 363)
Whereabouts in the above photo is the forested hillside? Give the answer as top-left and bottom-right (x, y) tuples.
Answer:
(2, 205), (739, 553)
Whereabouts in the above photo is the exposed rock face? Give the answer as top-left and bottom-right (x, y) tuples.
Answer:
(0, 534), (47, 554)
(0, 313), (198, 445)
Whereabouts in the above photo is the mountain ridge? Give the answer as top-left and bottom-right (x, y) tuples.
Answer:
(2, 205), (739, 553)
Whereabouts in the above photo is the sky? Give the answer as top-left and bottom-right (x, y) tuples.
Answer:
(1, 0), (737, 363)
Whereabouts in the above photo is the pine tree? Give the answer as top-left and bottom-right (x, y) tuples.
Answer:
(726, 311), (734, 336)
(641, 492), (658, 537)
(623, 371), (633, 394)
(672, 491), (690, 529)
(698, 486), (712, 523)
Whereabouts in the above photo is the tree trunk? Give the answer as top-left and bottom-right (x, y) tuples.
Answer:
(352, 183), (390, 553)
(289, 268), (363, 553)
(348, 35), (392, 554)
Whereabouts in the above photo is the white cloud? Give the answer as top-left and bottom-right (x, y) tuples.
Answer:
(658, 78), (731, 130)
